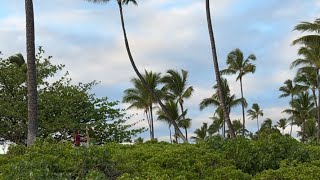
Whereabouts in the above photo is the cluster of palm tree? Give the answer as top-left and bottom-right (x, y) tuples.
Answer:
(279, 18), (320, 142)
(22, 0), (227, 145)
(198, 48), (257, 138)
(123, 69), (193, 143)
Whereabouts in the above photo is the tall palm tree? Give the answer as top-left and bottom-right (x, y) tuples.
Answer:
(283, 92), (315, 142)
(205, 0), (235, 138)
(123, 70), (162, 140)
(161, 69), (194, 141)
(279, 79), (301, 136)
(221, 48), (256, 136)
(25, 0), (38, 146)
(247, 103), (263, 132)
(292, 18), (320, 141)
(191, 123), (208, 143)
(86, 0), (187, 142)
(200, 78), (246, 137)
(277, 118), (287, 134)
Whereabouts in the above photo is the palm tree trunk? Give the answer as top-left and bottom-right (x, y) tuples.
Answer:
(205, 0), (235, 138)
(302, 119), (306, 143)
(317, 69), (320, 142)
(312, 89), (318, 108)
(149, 105), (154, 140)
(145, 110), (152, 139)
(179, 101), (188, 142)
(185, 127), (188, 141)
(169, 124), (172, 143)
(240, 77), (246, 136)
(223, 119), (225, 138)
(290, 95), (293, 137)
(25, 0), (38, 147)
(117, 3), (187, 142)
(257, 116), (259, 132)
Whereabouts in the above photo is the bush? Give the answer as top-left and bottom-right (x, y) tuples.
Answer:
(255, 162), (320, 179)
(106, 143), (250, 179)
(215, 134), (310, 175)
(0, 141), (116, 179)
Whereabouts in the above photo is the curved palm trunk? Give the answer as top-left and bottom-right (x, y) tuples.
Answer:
(25, 0), (38, 146)
(317, 69), (320, 142)
(205, 0), (235, 138)
(239, 77), (246, 136)
(117, 3), (187, 142)
(290, 95), (293, 137)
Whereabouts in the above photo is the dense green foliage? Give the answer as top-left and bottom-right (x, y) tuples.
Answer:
(0, 48), (145, 145)
(2, 134), (320, 179)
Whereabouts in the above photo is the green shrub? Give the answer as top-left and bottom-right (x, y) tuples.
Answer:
(218, 134), (310, 175)
(106, 143), (249, 179)
(0, 141), (115, 179)
(255, 162), (320, 179)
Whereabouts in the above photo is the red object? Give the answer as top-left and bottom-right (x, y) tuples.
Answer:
(74, 133), (81, 146)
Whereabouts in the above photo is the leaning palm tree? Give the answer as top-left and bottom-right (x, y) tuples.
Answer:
(247, 103), (263, 132)
(86, 0), (187, 142)
(123, 70), (162, 140)
(205, 0), (235, 138)
(221, 48), (256, 136)
(277, 118), (288, 134)
(279, 79), (302, 136)
(25, 0), (38, 146)
(191, 123), (208, 143)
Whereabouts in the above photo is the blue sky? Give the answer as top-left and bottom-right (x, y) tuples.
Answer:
(0, 0), (320, 141)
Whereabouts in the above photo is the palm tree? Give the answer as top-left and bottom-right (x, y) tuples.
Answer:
(123, 70), (161, 140)
(247, 103), (263, 132)
(279, 79), (301, 136)
(205, 0), (235, 138)
(200, 78), (246, 137)
(283, 92), (315, 142)
(161, 69), (194, 141)
(277, 118), (287, 134)
(86, 0), (187, 142)
(157, 100), (187, 143)
(297, 118), (317, 142)
(191, 123), (208, 143)
(294, 68), (317, 107)
(221, 48), (256, 136)
(208, 109), (224, 136)
(292, 18), (320, 141)
(177, 116), (191, 141)
(25, 0), (38, 146)
(292, 18), (320, 46)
